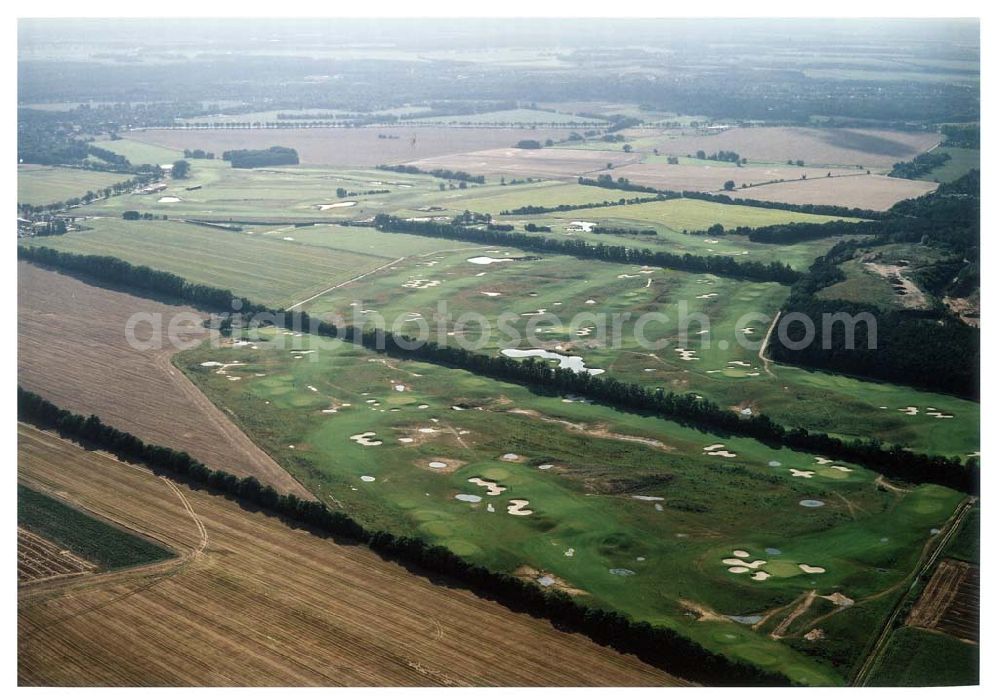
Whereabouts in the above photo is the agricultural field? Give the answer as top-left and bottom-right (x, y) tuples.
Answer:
(18, 423), (678, 687)
(605, 161), (854, 193)
(18, 527), (97, 585)
(403, 108), (607, 126)
(618, 127), (942, 171)
(16, 165), (129, 206)
(125, 127), (577, 167)
(18, 484), (173, 573)
(404, 147), (641, 179)
(174, 325), (968, 684)
(717, 174), (938, 211)
(94, 137), (185, 167)
(906, 558), (979, 643)
(17, 262), (309, 495)
(867, 627), (978, 686)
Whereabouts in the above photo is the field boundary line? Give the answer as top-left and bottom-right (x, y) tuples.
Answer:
(287, 256), (405, 310)
(759, 311), (780, 377)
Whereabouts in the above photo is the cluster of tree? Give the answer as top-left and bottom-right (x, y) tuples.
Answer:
(769, 172), (980, 398)
(577, 176), (885, 219)
(121, 211), (164, 221)
(25, 219), (68, 236)
(591, 226), (657, 236)
(941, 125), (979, 149)
(17, 248), (977, 493)
(515, 139), (543, 149)
(888, 151), (951, 179)
(171, 160), (191, 179)
(221, 146), (299, 168)
(183, 149), (216, 159)
(16, 387), (791, 688)
(375, 164), (485, 184)
(524, 223), (552, 232)
(694, 149), (743, 164)
(373, 215), (800, 283)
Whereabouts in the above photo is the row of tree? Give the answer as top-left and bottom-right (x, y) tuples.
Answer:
(18, 246), (976, 491)
(17, 170), (161, 217)
(221, 146), (299, 169)
(376, 164), (486, 184)
(16, 388), (790, 687)
(373, 214), (801, 283)
(500, 194), (664, 216)
(889, 151), (951, 179)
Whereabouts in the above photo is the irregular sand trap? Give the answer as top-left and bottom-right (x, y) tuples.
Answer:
(468, 477), (507, 496)
(307, 385), (318, 392)
(675, 347), (699, 361)
(706, 448), (737, 458)
(822, 592), (854, 607)
(428, 461), (448, 469)
(751, 571), (771, 581)
(417, 404), (430, 410)
(899, 406), (919, 416)
(398, 437), (414, 443)
(799, 499), (826, 508)
(728, 360), (752, 368)
(831, 465), (853, 472)
(696, 293), (719, 299)
(798, 564), (826, 574)
(565, 548), (575, 557)
(723, 558), (748, 566)
(728, 566), (750, 574)
(538, 463), (554, 470)
(318, 201), (357, 210)
(507, 499), (534, 516)
(157, 196), (181, 203)
(487, 503), (495, 512)
(360, 475), (376, 482)
(733, 550), (750, 558)
(632, 495), (665, 501)
(480, 291), (502, 297)
(349, 432), (383, 446)
(455, 494), (483, 503)
(501, 453), (521, 462)
(790, 469), (815, 478)
(704, 444), (726, 451)
(585, 299), (597, 305)
(568, 221), (596, 231)
(402, 279), (441, 289)
(283, 237), (295, 241)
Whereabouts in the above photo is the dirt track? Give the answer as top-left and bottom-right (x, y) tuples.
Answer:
(17, 262), (310, 497)
(17, 424), (683, 686)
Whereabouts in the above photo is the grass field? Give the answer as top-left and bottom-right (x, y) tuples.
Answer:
(18, 484), (173, 571)
(22, 218), (392, 308)
(95, 138), (185, 166)
(18, 423), (679, 687)
(17, 165), (129, 206)
(175, 325), (968, 684)
(918, 147), (980, 184)
(868, 627), (977, 686)
(17, 262), (310, 495)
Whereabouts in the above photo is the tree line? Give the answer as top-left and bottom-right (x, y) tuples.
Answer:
(17, 387), (790, 688)
(373, 215), (801, 284)
(18, 245), (976, 492)
(222, 146), (299, 169)
(499, 194), (665, 216)
(376, 164), (486, 184)
(889, 151), (951, 179)
(17, 170), (162, 218)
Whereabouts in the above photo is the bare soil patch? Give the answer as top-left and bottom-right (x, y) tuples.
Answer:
(17, 262), (309, 497)
(907, 558), (979, 643)
(610, 162), (838, 192)
(18, 425), (676, 686)
(721, 174), (937, 211)
(17, 527), (96, 585)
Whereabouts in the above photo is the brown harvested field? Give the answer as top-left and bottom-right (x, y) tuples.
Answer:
(18, 528), (97, 586)
(17, 424), (683, 687)
(126, 127), (575, 167)
(625, 127), (941, 170)
(609, 161), (845, 192)
(17, 262), (309, 497)
(404, 147), (640, 179)
(724, 174), (938, 211)
(907, 558), (979, 644)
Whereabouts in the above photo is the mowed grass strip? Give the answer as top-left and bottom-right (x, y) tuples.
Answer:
(17, 483), (173, 571)
(23, 218), (394, 308)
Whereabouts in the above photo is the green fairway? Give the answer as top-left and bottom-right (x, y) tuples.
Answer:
(98, 137), (185, 166)
(917, 147), (980, 184)
(17, 165), (130, 206)
(18, 484), (174, 570)
(177, 326), (966, 684)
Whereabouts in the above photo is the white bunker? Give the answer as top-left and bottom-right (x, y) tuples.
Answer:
(500, 348), (605, 375)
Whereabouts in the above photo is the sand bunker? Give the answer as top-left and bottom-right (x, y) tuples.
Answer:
(480, 291), (502, 297)
(360, 475), (376, 482)
(455, 494), (482, 503)
(704, 444), (737, 458)
(733, 550), (749, 558)
(696, 293), (719, 299)
(428, 461), (448, 469)
(318, 201), (357, 210)
(507, 499), (533, 516)
(799, 499), (826, 508)
(814, 457), (833, 465)
(349, 432), (383, 446)
(568, 221), (596, 232)
(728, 566), (750, 574)
(790, 469), (815, 478)
(468, 477), (507, 496)
(798, 564), (826, 574)
(632, 495), (665, 501)
(831, 465), (853, 472)
(675, 347), (699, 361)
(751, 571), (771, 581)
(402, 279), (441, 289)
(538, 463), (554, 470)
(468, 256), (513, 265)
(157, 196), (181, 203)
